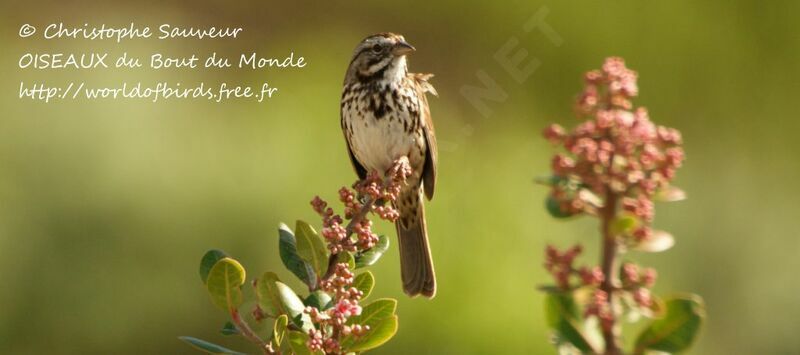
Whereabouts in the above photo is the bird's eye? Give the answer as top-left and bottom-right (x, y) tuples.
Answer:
(371, 44), (382, 53)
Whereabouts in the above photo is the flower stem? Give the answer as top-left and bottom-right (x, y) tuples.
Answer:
(600, 191), (621, 355)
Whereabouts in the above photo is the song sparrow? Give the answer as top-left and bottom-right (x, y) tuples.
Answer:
(340, 33), (438, 297)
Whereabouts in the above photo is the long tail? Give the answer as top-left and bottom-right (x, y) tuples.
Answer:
(395, 186), (436, 298)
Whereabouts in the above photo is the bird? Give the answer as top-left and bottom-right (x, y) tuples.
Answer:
(340, 33), (438, 298)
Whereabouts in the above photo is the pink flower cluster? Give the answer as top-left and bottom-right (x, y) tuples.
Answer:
(305, 158), (412, 354)
(581, 263), (658, 332)
(584, 289), (613, 330)
(305, 263), (369, 353)
(543, 57), (684, 242)
(543, 249), (660, 332)
(311, 158), (412, 254)
(620, 262), (657, 308)
(539, 58), (689, 351)
(544, 245), (604, 290)
(312, 196), (350, 254)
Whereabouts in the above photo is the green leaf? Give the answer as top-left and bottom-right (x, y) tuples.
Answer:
(546, 195), (576, 219)
(537, 285), (565, 294)
(273, 314), (288, 346)
(276, 281), (314, 332)
(611, 214), (639, 235)
(338, 251), (356, 269)
(355, 235), (390, 268)
(178, 336), (246, 355)
(353, 298), (397, 323)
(634, 230), (675, 253)
(287, 331), (310, 355)
(287, 330), (324, 355)
(279, 223), (317, 287)
(275, 281), (305, 317)
(256, 272), (284, 316)
(199, 249), (228, 283)
(219, 321), (239, 336)
(544, 293), (599, 353)
(656, 185), (687, 202)
(544, 292), (579, 326)
(648, 294), (668, 318)
(341, 298), (398, 352)
(534, 175), (564, 186)
(205, 257), (246, 311)
(304, 290), (333, 310)
(353, 271), (375, 299)
(295, 220), (330, 277)
(635, 295), (706, 353)
(344, 315), (399, 352)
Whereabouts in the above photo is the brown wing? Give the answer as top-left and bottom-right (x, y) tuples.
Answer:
(412, 73), (438, 200)
(341, 107), (367, 180)
(346, 141), (367, 180)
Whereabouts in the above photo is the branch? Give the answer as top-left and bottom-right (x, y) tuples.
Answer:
(599, 190), (621, 355)
(231, 309), (277, 355)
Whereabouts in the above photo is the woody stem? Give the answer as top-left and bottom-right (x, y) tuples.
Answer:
(600, 190), (621, 355)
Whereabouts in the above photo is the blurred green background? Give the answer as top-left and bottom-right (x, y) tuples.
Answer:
(1, 0), (799, 354)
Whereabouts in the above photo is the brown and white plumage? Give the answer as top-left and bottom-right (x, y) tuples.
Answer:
(340, 33), (438, 297)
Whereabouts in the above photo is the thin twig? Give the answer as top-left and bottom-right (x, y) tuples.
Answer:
(231, 309), (277, 355)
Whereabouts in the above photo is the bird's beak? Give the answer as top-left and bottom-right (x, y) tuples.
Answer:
(392, 40), (416, 56)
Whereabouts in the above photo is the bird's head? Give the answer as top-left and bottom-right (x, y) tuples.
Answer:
(345, 32), (415, 84)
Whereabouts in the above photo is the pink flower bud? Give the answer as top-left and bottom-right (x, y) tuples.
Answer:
(579, 266), (605, 286)
(633, 287), (653, 308)
(551, 155), (575, 175)
(642, 268), (657, 287)
(621, 263), (640, 285)
(543, 124), (566, 144)
(585, 70), (603, 83)
(633, 226), (653, 242)
(596, 110), (614, 129)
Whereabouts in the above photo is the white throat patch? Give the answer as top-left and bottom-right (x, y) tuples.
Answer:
(385, 56), (408, 80)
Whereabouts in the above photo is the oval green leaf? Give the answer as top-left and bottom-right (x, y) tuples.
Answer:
(355, 235), (389, 268)
(341, 298), (398, 352)
(338, 251), (356, 269)
(276, 281), (314, 332)
(273, 314), (289, 346)
(287, 330), (324, 355)
(178, 336), (246, 355)
(200, 249), (228, 283)
(353, 298), (396, 323)
(275, 281), (305, 317)
(353, 271), (375, 299)
(256, 272), (284, 317)
(279, 223), (317, 288)
(295, 220), (329, 277)
(635, 295), (705, 353)
(534, 175), (564, 186)
(304, 290), (333, 310)
(205, 257), (246, 311)
(219, 321), (239, 336)
(544, 293), (599, 353)
(546, 195), (577, 219)
(343, 315), (398, 352)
